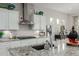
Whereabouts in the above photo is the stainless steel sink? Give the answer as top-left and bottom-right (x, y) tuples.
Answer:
(32, 44), (45, 50)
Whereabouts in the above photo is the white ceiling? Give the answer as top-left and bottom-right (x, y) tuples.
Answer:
(33, 3), (79, 16)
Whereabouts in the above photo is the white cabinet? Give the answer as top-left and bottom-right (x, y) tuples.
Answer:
(0, 9), (19, 30)
(40, 16), (46, 31)
(0, 10), (8, 30)
(33, 15), (46, 31)
(33, 15), (40, 30)
(8, 11), (19, 30)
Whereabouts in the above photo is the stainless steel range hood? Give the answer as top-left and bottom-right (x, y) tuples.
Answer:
(19, 3), (30, 25)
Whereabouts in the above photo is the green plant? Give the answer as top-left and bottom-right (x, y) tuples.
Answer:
(39, 11), (44, 15)
(8, 4), (15, 10)
(0, 3), (15, 10)
(0, 32), (4, 38)
(35, 11), (44, 16)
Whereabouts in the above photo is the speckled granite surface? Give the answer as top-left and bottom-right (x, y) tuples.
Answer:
(8, 40), (79, 56)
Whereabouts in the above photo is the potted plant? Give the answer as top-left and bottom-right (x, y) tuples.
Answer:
(39, 11), (44, 16)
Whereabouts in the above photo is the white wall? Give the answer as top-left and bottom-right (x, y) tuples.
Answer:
(73, 16), (79, 33)
(33, 4), (74, 39)
(7, 3), (30, 36)
(11, 3), (74, 39)
(11, 3), (74, 32)
(24, 3), (34, 21)
(13, 3), (23, 20)
(13, 3), (29, 31)
(66, 15), (74, 32)
(34, 4), (74, 27)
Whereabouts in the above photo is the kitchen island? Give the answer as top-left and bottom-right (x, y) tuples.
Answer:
(0, 37), (49, 56)
(7, 39), (79, 56)
(1, 38), (79, 56)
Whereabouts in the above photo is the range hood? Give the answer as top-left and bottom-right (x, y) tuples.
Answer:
(19, 3), (30, 25)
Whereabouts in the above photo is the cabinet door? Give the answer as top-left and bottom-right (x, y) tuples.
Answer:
(33, 15), (40, 30)
(40, 16), (46, 31)
(0, 11), (8, 30)
(8, 11), (19, 30)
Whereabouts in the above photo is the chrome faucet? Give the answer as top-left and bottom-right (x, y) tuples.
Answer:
(46, 25), (57, 48)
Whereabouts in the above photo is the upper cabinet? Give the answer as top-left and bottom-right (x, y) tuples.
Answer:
(33, 14), (46, 31)
(33, 15), (40, 30)
(40, 15), (46, 31)
(0, 9), (19, 30)
(8, 11), (19, 30)
(0, 9), (8, 30)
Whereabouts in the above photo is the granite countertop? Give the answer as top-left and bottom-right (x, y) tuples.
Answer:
(8, 39), (79, 56)
(8, 46), (51, 56)
(9, 40), (79, 56)
(0, 36), (47, 42)
(0, 39), (19, 43)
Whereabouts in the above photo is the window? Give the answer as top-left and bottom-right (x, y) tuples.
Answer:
(50, 17), (53, 23)
(57, 18), (59, 24)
